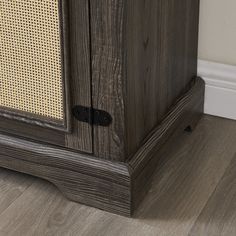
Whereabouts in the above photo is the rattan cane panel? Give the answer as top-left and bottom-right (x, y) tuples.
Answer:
(0, 0), (64, 120)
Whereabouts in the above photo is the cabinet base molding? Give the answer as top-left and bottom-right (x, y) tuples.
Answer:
(0, 78), (204, 217)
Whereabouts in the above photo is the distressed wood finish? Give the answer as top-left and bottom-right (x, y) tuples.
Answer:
(65, 0), (92, 153)
(0, 116), (235, 235)
(0, 78), (204, 216)
(0, 0), (203, 216)
(0, 0), (92, 153)
(0, 0), (71, 133)
(0, 0), (69, 146)
(130, 78), (204, 176)
(131, 77), (204, 211)
(0, 134), (131, 216)
(126, 0), (200, 158)
(90, 0), (126, 160)
(0, 116), (65, 147)
(90, 0), (200, 161)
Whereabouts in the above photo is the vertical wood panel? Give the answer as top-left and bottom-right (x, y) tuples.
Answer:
(65, 0), (92, 153)
(90, 0), (126, 160)
(125, 0), (200, 158)
(90, 0), (200, 161)
(0, 0), (93, 153)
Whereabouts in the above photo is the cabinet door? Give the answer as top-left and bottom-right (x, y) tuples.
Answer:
(0, 0), (92, 153)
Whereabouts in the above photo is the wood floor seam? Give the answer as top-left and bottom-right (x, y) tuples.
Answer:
(0, 179), (35, 219)
(0, 116), (235, 235)
(188, 153), (236, 236)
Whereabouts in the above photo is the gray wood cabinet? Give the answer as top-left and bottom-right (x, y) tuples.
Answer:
(0, 0), (204, 216)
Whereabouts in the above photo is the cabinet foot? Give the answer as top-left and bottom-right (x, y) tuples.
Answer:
(0, 78), (205, 217)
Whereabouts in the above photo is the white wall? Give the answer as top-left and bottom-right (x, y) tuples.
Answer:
(198, 0), (236, 120)
(198, 0), (236, 66)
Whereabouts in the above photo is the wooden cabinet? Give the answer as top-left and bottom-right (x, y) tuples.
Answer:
(0, 0), (204, 216)
(0, 0), (92, 153)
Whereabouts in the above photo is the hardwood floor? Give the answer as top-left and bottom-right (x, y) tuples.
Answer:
(189, 154), (236, 236)
(0, 115), (235, 236)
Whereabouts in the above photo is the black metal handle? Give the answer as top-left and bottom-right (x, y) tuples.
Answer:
(72, 106), (112, 127)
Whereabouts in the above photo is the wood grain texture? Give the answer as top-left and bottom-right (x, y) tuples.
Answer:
(0, 78), (204, 216)
(189, 154), (236, 236)
(90, 0), (126, 160)
(0, 0), (70, 147)
(130, 77), (204, 211)
(130, 77), (205, 176)
(126, 0), (200, 158)
(90, 0), (200, 161)
(0, 0), (205, 219)
(0, 178), (157, 236)
(0, 154), (131, 217)
(0, 117), (65, 147)
(65, 0), (93, 153)
(0, 169), (33, 213)
(133, 116), (236, 235)
(60, 0), (72, 133)
(0, 0), (92, 153)
(0, 0), (70, 133)
(0, 180), (64, 236)
(0, 132), (131, 216)
(0, 116), (235, 235)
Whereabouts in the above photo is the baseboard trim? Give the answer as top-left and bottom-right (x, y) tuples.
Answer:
(198, 60), (236, 120)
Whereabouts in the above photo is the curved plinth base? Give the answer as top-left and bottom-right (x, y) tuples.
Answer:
(0, 78), (205, 217)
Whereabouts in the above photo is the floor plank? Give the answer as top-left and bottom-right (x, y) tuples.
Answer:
(132, 115), (236, 236)
(189, 154), (236, 236)
(0, 169), (33, 214)
(0, 116), (235, 236)
(0, 180), (156, 236)
(0, 180), (91, 236)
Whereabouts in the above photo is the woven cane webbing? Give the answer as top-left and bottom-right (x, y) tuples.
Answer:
(0, 0), (64, 120)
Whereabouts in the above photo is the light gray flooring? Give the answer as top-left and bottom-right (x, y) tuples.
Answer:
(0, 115), (235, 236)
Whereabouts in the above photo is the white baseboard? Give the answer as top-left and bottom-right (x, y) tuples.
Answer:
(198, 60), (236, 120)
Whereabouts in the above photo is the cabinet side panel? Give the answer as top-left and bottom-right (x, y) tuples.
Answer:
(126, 0), (200, 158)
(90, 1), (126, 160)
(65, 0), (93, 153)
